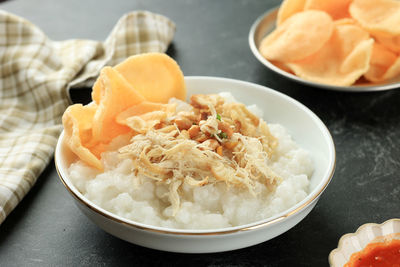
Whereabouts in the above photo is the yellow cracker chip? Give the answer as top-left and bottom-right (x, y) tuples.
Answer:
(114, 53), (186, 103)
(349, 0), (400, 36)
(304, 0), (352, 20)
(374, 33), (400, 53)
(62, 104), (103, 170)
(286, 21), (373, 86)
(276, 0), (306, 26)
(116, 101), (176, 126)
(270, 60), (294, 74)
(333, 18), (357, 26)
(260, 10), (333, 62)
(364, 42), (400, 82)
(62, 53), (187, 169)
(92, 67), (145, 144)
(381, 58), (400, 82)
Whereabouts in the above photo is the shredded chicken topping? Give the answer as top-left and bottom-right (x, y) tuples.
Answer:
(118, 94), (279, 215)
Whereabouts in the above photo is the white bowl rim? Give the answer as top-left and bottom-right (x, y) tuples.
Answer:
(248, 6), (400, 92)
(55, 76), (336, 235)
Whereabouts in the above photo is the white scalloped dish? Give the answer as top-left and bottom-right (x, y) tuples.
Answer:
(329, 218), (400, 266)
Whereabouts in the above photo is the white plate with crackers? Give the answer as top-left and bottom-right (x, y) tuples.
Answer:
(249, 5), (400, 92)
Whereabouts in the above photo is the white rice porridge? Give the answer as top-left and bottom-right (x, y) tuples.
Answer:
(68, 93), (313, 229)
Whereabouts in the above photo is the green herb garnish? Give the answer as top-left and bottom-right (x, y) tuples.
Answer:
(216, 114), (221, 121)
(218, 132), (228, 139)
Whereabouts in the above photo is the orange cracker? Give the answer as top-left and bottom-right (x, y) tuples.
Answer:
(276, 0), (306, 26)
(364, 42), (400, 82)
(92, 67), (145, 144)
(62, 104), (103, 170)
(286, 21), (373, 86)
(260, 10), (333, 62)
(114, 53), (186, 103)
(349, 0), (400, 36)
(305, 0), (352, 20)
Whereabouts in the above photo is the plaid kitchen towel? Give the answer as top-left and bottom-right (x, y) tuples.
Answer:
(0, 10), (175, 224)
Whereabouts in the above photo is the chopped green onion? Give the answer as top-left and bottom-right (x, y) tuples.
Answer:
(216, 114), (221, 121)
(218, 132), (228, 139)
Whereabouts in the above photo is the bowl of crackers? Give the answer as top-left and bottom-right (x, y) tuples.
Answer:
(249, 0), (400, 92)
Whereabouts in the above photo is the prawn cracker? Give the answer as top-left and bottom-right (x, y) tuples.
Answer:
(260, 10), (333, 62)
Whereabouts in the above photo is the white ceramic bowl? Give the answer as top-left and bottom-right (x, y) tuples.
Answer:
(55, 76), (336, 253)
(329, 219), (400, 266)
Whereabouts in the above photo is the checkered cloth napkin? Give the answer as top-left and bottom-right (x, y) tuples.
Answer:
(0, 10), (175, 224)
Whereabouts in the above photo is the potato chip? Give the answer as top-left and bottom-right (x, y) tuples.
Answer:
(286, 21), (374, 86)
(276, 0), (306, 26)
(260, 10), (333, 62)
(114, 53), (186, 103)
(62, 104), (103, 170)
(349, 0), (400, 36)
(304, 0), (352, 20)
(364, 42), (400, 82)
(92, 66), (145, 144)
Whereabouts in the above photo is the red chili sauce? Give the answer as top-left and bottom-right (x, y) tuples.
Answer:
(345, 239), (400, 267)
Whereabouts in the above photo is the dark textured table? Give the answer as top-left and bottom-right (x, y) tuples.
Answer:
(1, 0), (399, 266)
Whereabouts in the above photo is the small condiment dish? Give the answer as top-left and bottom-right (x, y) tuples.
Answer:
(329, 218), (400, 266)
